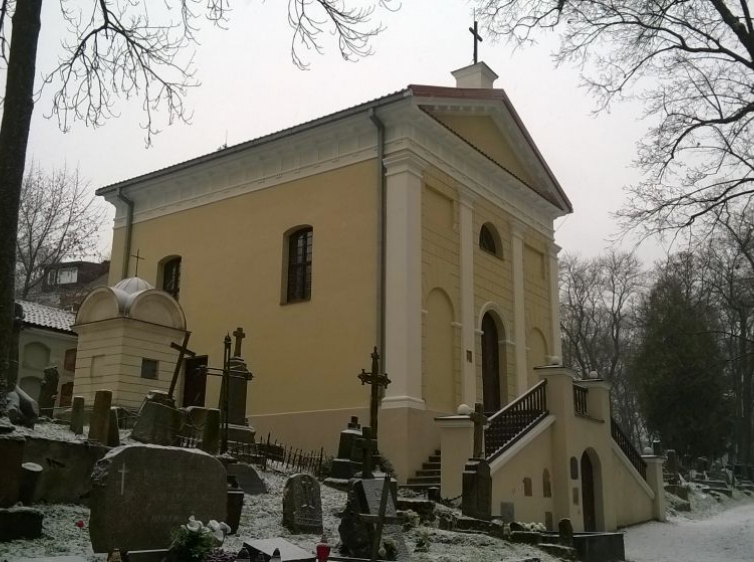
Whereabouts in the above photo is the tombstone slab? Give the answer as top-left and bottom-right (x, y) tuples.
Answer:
(339, 478), (409, 561)
(226, 462), (267, 495)
(243, 538), (315, 562)
(283, 474), (323, 534)
(89, 445), (227, 553)
(0, 434), (25, 507)
(88, 390), (112, 444)
(131, 401), (183, 446)
(70, 396), (85, 435)
(461, 458), (491, 520)
(0, 506), (44, 541)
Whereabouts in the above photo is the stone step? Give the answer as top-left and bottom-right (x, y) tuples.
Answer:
(399, 482), (439, 492)
(422, 461), (441, 470)
(428, 454), (441, 463)
(416, 469), (440, 478)
(407, 475), (441, 485)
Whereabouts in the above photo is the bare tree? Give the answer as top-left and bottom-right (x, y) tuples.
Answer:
(474, 1), (754, 238)
(0, 0), (393, 415)
(16, 163), (104, 300)
(702, 204), (754, 465)
(560, 251), (646, 442)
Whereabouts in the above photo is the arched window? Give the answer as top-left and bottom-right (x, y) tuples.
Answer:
(162, 257), (181, 300)
(286, 227), (313, 303)
(479, 223), (502, 257)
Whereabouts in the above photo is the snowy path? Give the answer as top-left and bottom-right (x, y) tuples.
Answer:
(625, 501), (754, 562)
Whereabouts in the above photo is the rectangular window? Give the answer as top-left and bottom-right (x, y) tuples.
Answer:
(286, 228), (313, 303)
(141, 358), (159, 380)
(58, 267), (78, 284)
(64, 348), (77, 372)
(47, 269), (58, 286)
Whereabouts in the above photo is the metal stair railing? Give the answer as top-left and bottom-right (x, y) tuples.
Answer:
(485, 380), (549, 462)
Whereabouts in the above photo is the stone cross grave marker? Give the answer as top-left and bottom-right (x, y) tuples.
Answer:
(339, 475), (408, 561)
(354, 426), (378, 479)
(357, 348), (390, 440)
(282, 473), (323, 534)
(88, 445), (226, 553)
(469, 402), (488, 459)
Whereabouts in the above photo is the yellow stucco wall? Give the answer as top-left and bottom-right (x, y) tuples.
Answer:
(490, 423), (555, 525)
(108, 161), (380, 418)
(612, 447), (655, 527)
(421, 168), (461, 414)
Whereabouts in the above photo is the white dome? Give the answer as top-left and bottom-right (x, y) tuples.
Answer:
(113, 277), (154, 294)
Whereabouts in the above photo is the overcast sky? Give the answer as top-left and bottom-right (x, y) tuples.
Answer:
(22, 0), (675, 264)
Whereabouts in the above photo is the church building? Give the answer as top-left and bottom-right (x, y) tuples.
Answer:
(93, 62), (572, 482)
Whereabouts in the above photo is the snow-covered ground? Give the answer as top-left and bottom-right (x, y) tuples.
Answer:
(625, 491), (754, 562)
(1, 466), (559, 562)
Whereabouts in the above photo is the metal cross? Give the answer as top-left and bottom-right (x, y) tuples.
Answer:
(167, 331), (196, 400)
(470, 402), (488, 459)
(355, 426), (379, 479)
(469, 15), (483, 64)
(358, 347), (390, 440)
(130, 249), (145, 277)
(232, 327), (246, 357)
(119, 464), (128, 495)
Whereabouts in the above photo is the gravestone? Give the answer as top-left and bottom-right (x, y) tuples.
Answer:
(89, 445), (226, 553)
(131, 399), (183, 446)
(0, 506), (44, 541)
(107, 408), (120, 447)
(38, 366), (60, 417)
(70, 396), (85, 435)
(226, 462), (267, 495)
(282, 474), (323, 534)
(330, 417), (363, 480)
(0, 434), (25, 507)
(338, 477), (408, 560)
(499, 502), (515, 524)
(201, 408), (221, 455)
(227, 356), (251, 426)
(88, 390), (112, 444)
(461, 458), (491, 520)
(558, 518), (574, 547)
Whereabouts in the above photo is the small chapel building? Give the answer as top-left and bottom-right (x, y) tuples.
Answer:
(94, 62), (571, 481)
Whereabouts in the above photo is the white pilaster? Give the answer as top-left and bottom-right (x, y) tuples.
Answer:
(458, 192), (477, 405)
(383, 151), (426, 410)
(548, 243), (562, 360)
(511, 222), (528, 396)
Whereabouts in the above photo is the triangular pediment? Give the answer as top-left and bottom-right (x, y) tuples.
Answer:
(425, 111), (536, 186)
(410, 86), (572, 214)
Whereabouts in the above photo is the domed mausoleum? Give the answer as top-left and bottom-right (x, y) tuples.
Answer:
(72, 277), (187, 408)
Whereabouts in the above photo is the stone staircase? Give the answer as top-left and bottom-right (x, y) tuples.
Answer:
(401, 449), (441, 492)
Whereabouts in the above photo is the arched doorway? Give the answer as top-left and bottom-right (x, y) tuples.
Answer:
(581, 451), (596, 531)
(481, 312), (502, 413)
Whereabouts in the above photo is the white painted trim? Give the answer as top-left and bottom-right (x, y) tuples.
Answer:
(435, 415), (474, 428)
(381, 396), (427, 409)
(548, 242), (562, 359)
(511, 231), (528, 396)
(611, 441), (656, 500)
(459, 195), (476, 406)
(489, 415), (555, 473)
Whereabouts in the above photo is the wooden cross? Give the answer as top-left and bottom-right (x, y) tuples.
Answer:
(469, 15), (483, 64)
(358, 347), (390, 440)
(167, 331), (196, 400)
(470, 402), (488, 459)
(232, 327), (246, 357)
(357, 474), (402, 562)
(355, 426), (379, 479)
(130, 249), (145, 277)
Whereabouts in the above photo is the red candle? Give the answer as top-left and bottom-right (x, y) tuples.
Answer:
(316, 542), (331, 562)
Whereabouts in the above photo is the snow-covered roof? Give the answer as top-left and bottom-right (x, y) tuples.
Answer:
(17, 300), (76, 334)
